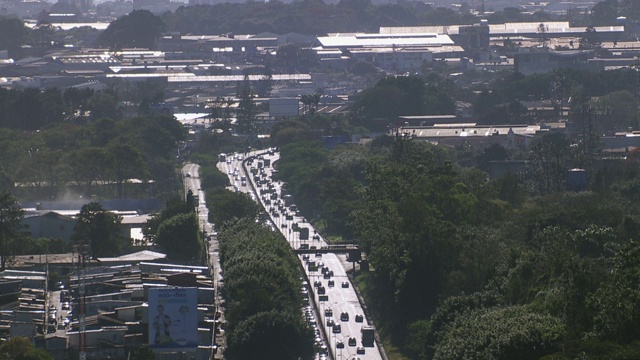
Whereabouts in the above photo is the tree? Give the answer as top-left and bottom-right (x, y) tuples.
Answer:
(107, 143), (147, 198)
(0, 17), (30, 59)
(72, 202), (128, 258)
(143, 197), (193, 242)
(590, 0), (619, 26)
(476, 143), (509, 171)
(588, 241), (640, 342)
(594, 90), (639, 131)
(155, 212), (202, 262)
(236, 76), (258, 135)
(524, 132), (570, 194)
(579, 26), (602, 50)
(87, 91), (120, 120)
(0, 336), (53, 360)
(349, 75), (455, 131)
(226, 310), (315, 360)
(0, 191), (25, 270)
(207, 188), (260, 228)
(432, 305), (564, 360)
(65, 147), (111, 197)
(219, 219), (314, 359)
(270, 120), (317, 147)
(274, 44), (317, 72)
(350, 61), (379, 76)
(97, 10), (165, 49)
(200, 166), (230, 190)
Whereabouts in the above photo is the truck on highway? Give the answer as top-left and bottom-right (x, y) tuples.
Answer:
(361, 325), (375, 347)
(299, 227), (309, 240)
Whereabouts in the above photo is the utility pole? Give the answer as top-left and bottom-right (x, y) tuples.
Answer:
(76, 242), (88, 360)
(44, 255), (49, 337)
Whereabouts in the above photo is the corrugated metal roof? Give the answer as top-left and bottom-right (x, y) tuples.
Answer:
(317, 33), (454, 48)
(399, 125), (540, 138)
(167, 74), (311, 82)
(380, 21), (624, 36)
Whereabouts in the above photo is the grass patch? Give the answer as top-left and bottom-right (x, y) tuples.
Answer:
(326, 235), (344, 244)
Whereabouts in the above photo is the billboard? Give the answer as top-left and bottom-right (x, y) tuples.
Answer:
(269, 98), (300, 117)
(148, 287), (198, 350)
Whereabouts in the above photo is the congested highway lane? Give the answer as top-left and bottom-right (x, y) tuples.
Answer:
(232, 150), (383, 360)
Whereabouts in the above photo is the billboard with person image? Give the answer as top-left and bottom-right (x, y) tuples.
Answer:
(148, 287), (198, 350)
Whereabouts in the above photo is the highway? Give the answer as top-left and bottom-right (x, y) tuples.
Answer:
(216, 150), (383, 360)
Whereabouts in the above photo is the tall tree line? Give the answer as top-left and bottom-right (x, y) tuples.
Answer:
(275, 131), (640, 359)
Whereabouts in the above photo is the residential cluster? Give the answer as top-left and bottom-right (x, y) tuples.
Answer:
(0, 247), (222, 359)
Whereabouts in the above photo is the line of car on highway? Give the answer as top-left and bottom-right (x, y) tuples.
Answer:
(231, 149), (376, 360)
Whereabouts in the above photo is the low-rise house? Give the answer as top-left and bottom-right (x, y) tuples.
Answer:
(22, 211), (76, 242)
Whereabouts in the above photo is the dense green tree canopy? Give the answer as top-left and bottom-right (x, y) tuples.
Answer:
(219, 219), (314, 360)
(274, 127), (640, 359)
(143, 197), (194, 242)
(0, 191), (25, 270)
(155, 212), (202, 262)
(0, 17), (30, 59)
(349, 75), (456, 132)
(72, 202), (129, 258)
(98, 10), (165, 49)
(0, 336), (53, 360)
(206, 188), (260, 228)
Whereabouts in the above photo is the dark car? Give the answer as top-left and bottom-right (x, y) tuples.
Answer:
(341, 281), (349, 288)
(326, 318), (335, 327)
(355, 314), (364, 323)
(328, 280), (335, 287)
(340, 312), (349, 322)
(332, 324), (341, 333)
(337, 341), (345, 349)
(348, 337), (357, 346)
(324, 308), (333, 317)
